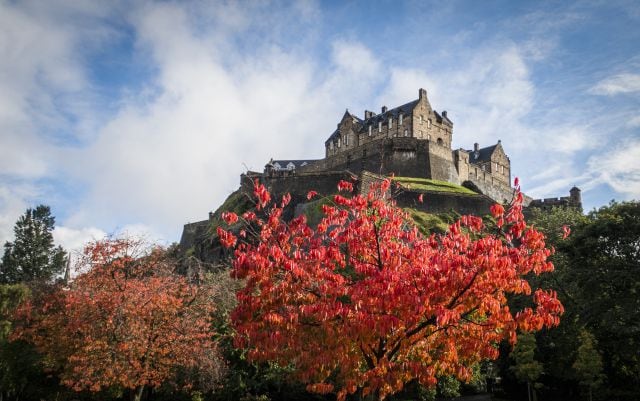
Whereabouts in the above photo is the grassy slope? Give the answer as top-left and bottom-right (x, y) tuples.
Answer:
(393, 176), (477, 195)
(209, 179), (464, 240)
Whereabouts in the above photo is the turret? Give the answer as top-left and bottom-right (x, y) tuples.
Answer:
(569, 186), (582, 209)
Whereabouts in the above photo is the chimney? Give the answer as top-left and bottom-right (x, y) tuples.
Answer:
(442, 110), (447, 118)
(381, 106), (387, 113)
(419, 88), (427, 99)
(474, 143), (479, 152)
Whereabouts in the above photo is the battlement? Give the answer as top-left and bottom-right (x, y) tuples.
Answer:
(529, 186), (582, 210)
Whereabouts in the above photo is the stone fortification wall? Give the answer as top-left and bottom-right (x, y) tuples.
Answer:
(318, 137), (461, 182)
(395, 190), (496, 216)
(242, 171), (357, 200)
(424, 141), (458, 183)
(468, 170), (516, 204)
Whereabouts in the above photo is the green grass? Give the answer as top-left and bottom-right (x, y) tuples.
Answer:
(393, 176), (477, 195)
(207, 190), (254, 235)
(302, 196), (336, 227)
(404, 208), (454, 235)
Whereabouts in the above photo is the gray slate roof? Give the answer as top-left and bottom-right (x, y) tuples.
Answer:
(468, 144), (498, 163)
(267, 159), (318, 170)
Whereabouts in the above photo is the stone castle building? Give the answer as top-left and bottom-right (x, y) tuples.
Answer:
(179, 87), (582, 260)
(266, 88), (517, 203)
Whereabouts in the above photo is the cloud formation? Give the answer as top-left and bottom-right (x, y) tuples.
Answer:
(590, 73), (640, 95)
(1, 1), (638, 252)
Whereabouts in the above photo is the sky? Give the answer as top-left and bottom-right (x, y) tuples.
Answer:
(1, 0), (639, 252)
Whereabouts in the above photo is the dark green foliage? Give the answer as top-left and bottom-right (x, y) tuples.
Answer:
(502, 202), (640, 401)
(573, 330), (604, 401)
(0, 205), (66, 284)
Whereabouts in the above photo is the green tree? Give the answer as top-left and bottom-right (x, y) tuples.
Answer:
(510, 333), (543, 401)
(563, 201), (640, 400)
(572, 330), (604, 401)
(0, 205), (66, 284)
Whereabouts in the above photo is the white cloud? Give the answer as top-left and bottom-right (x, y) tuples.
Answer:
(590, 73), (640, 95)
(0, 184), (38, 245)
(586, 139), (640, 199)
(53, 5), (382, 240)
(331, 40), (381, 78)
(627, 115), (640, 128)
(53, 226), (107, 253)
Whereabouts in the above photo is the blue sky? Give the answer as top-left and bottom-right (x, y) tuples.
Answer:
(1, 0), (639, 251)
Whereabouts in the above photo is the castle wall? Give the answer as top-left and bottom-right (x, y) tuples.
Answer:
(454, 150), (470, 185)
(425, 141), (459, 182)
(395, 190), (496, 216)
(322, 137), (464, 183)
(412, 101), (452, 148)
(467, 170), (515, 204)
(243, 171), (357, 200)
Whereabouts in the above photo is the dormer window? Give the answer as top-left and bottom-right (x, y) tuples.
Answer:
(399, 114), (403, 125)
(378, 121), (382, 133)
(368, 125), (372, 136)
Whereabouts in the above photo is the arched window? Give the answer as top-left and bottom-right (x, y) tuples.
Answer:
(437, 138), (443, 146)
(427, 119), (432, 129)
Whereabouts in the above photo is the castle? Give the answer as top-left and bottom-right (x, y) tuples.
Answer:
(265, 88), (517, 204)
(179, 88), (582, 261)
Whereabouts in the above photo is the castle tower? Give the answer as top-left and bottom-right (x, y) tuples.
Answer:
(569, 186), (582, 209)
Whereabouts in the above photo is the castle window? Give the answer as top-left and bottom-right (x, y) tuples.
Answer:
(368, 125), (372, 136)
(427, 119), (432, 129)
(399, 114), (403, 125)
(501, 165), (505, 174)
(437, 138), (443, 145)
(404, 129), (409, 137)
(494, 162), (498, 172)
(337, 138), (341, 148)
(389, 117), (393, 129)
(420, 115), (423, 123)
(378, 121), (382, 133)
(344, 134), (349, 146)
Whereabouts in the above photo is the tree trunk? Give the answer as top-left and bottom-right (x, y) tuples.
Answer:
(527, 381), (531, 401)
(132, 385), (145, 401)
(589, 387), (593, 401)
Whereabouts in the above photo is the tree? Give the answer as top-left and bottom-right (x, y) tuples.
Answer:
(572, 329), (604, 401)
(218, 178), (564, 400)
(0, 205), (66, 284)
(562, 201), (640, 400)
(510, 332), (543, 401)
(12, 238), (224, 401)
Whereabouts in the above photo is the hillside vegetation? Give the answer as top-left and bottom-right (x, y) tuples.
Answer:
(393, 176), (477, 195)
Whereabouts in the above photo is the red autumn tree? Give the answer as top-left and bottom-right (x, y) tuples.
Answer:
(12, 238), (224, 401)
(219, 178), (564, 400)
